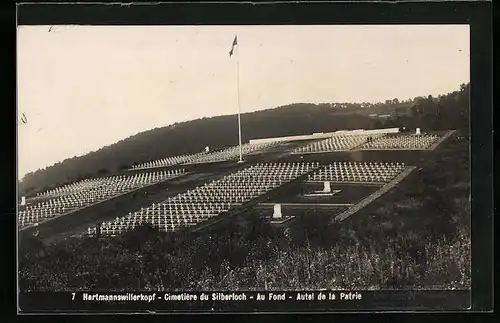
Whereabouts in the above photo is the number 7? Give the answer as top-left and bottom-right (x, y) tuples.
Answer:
(72, 293), (75, 300)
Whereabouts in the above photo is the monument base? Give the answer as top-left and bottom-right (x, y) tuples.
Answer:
(303, 189), (341, 197)
(269, 216), (295, 225)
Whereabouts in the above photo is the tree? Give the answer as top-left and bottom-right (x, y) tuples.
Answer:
(410, 105), (418, 117)
(394, 106), (405, 116)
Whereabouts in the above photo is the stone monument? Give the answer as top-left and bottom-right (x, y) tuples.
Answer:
(273, 204), (282, 219)
(323, 181), (332, 193)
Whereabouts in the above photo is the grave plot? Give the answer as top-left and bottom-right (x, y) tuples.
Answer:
(292, 134), (386, 154)
(33, 178), (108, 199)
(358, 133), (441, 150)
(130, 152), (206, 170)
(256, 161), (413, 225)
(87, 162), (320, 237)
(18, 169), (186, 230)
(308, 161), (406, 183)
(183, 142), (283, 165)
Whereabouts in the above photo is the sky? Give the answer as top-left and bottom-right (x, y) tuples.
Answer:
(17, 24), (470, 179)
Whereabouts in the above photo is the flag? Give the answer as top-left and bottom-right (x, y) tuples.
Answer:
(229, 35), (238, 57)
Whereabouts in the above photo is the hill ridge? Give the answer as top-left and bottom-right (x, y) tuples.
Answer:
(19, 84), (469, 195)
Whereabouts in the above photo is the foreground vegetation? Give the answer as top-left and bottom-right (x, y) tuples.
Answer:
(19, 136), (470, 291)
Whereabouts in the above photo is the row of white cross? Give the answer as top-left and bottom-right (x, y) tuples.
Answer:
(131, 141), (282, 170)
(185, 142), (281, 165)
(18, 169), (186, 228)
(295, 134), (386, 153)
(294, 133), (441, 153)
(360, 134), (440, 149)
(36, 177), (109, 198)
(131, 152), (206, 170)
(87, 162), (320, 237)
(308, 162), (406, 183)
(36, 170), (185, 198)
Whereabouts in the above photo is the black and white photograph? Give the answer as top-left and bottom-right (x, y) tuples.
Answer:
(15, 3), (490, 312)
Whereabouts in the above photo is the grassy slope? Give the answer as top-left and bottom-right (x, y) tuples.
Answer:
(18, 135), (470, 291)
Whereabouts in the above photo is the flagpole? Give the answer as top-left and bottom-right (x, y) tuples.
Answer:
(235, 37), (243, 163)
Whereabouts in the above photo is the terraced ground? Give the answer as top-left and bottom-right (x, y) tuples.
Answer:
(18, 130), (470, 298)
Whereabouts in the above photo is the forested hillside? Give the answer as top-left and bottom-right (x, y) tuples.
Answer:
(19, 83), (469, 196)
